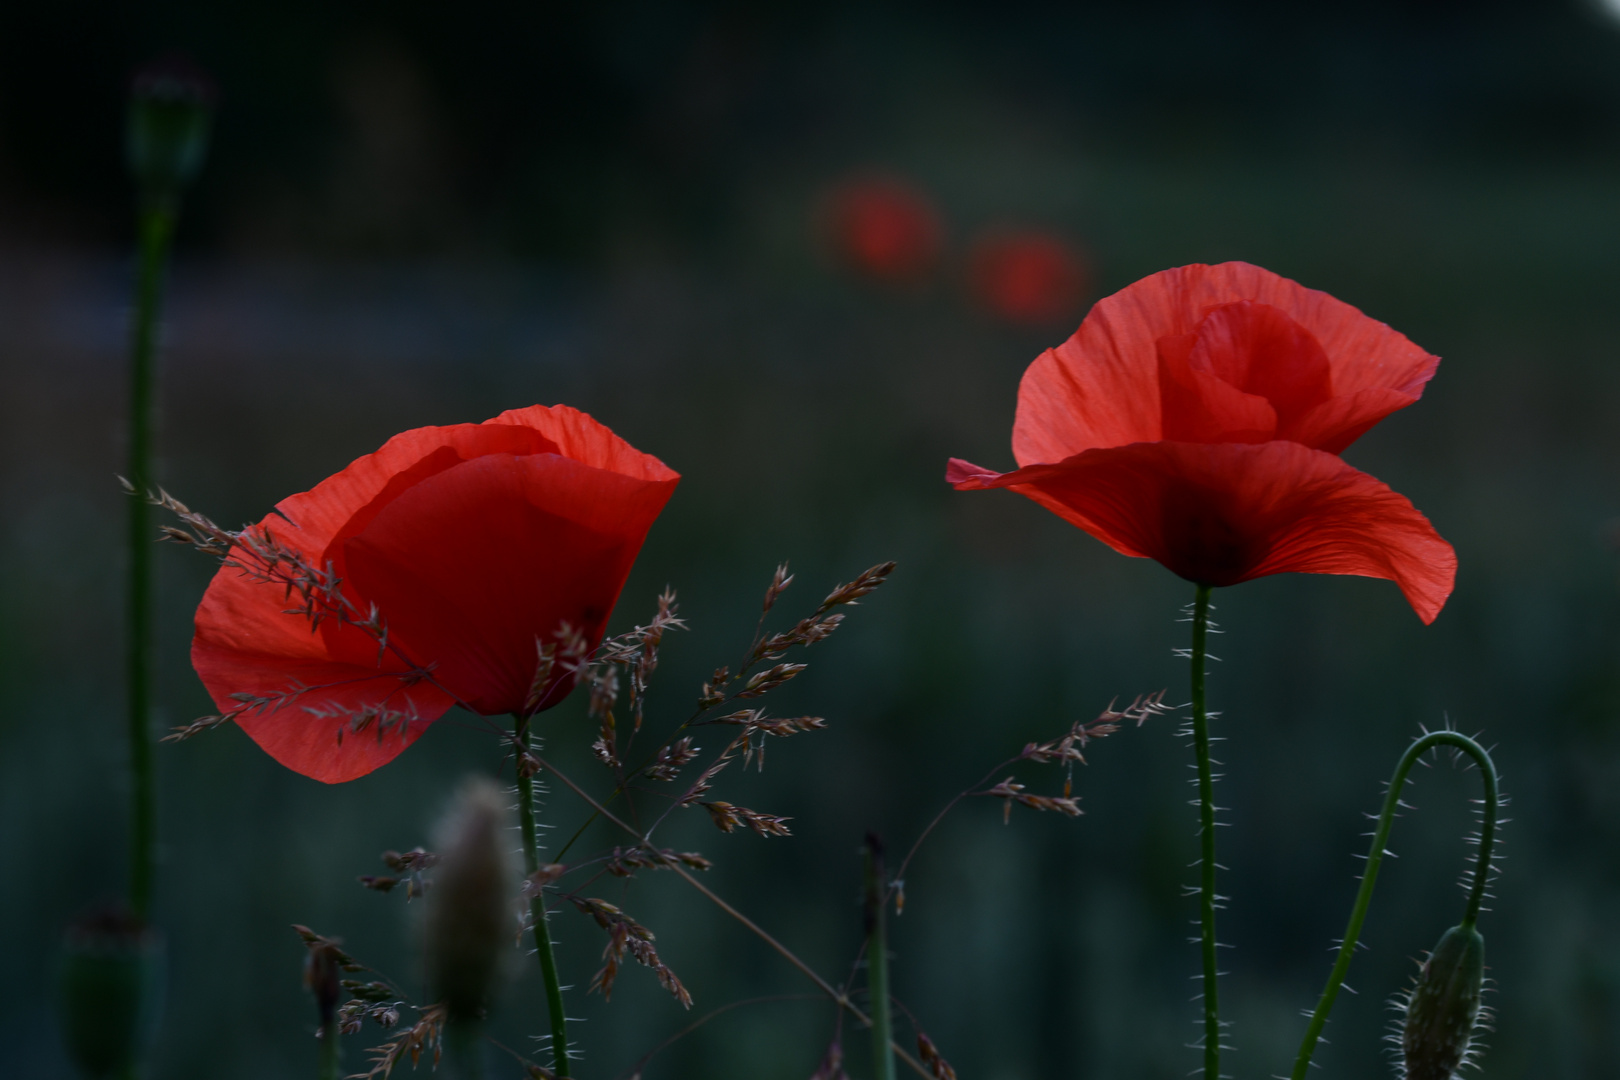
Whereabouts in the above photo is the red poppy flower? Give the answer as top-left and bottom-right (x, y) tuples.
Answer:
(192, 405), (680, 783)
(822, 175), (943, 283)
(947, 262), (1455, 622)
(969, 230), (1089, 325)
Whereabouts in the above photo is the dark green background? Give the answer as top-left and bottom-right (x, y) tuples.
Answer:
(5, 2), (1620, 1077)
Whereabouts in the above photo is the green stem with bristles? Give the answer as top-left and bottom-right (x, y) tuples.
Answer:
(514, 715), (571, 1076)
(127, 200), (175, 922)
(864, 834), (897, 1080)
(1289, 729), (1500, 1080)
(1188, 584), (1222, 1079)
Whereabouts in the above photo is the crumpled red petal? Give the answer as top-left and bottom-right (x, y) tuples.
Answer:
(192, 513), (460, 783)
(343, 451), (679, 714)
(1011, 262), (1439, 464)
(192, 643), (456, 784)
(191, 404), (678, 783)
(948, 440), (1455, 624)
(1157, 333), (1277, 444)
(1184, 300), (1332, 424)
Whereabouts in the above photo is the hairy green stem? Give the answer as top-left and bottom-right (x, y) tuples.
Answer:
(1189, 584), (1221, 1078)
(864, 834), (897, 1080)
(514, 716), (571, 1076)
(127, 203), (175, 921)
(1289, 729), (1500, 1080)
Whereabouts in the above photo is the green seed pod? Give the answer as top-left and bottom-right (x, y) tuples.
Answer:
(1401, 923), (1485, 1080)
(127, 57), (215, 199)
(426, 778), (513, 1025)
(57, 909), (165, 1078)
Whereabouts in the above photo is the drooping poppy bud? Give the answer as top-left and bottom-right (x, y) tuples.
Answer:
(58, 908), (165, 1078)
(127, 55), (216, 200)
(1400, 923), (1487, 1080)
(426, 778), (513, 1024)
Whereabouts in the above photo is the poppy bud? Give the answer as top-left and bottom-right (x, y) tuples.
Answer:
(426, 778), (513, 1024)
(1400, 923), (1486, 1080)
(57, 907), (165, 1078)
(127, 56), (216, 199)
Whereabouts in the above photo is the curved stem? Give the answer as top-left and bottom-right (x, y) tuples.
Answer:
(1289, 729), (1501, 1080)
(1189, 584), (1221, 1078)
(513, 716), (571, 1077)
(127, 203), (174, 921)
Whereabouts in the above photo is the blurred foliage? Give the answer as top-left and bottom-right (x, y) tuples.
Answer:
(6, 1), (1620, 1078)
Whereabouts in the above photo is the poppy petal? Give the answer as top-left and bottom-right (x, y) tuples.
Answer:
(1186, 300), (1332, 423)
(1281, 387), (1420, 454)
(298, 427), (563, 667)
(192, 568), (457, 784)
(276, 423), (560, 550)
(947, 441), (1455, 623)
(483, 404), (681, 484)
(1158, 333), (1278, 443)
(1012, 262), (1437, 464)
(342, 451), (680, 715)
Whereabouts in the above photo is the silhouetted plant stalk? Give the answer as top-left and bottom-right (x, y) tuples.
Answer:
(123, 56), (212, 924)
(123, 193), (167, 926)
(863, 835), (897, 1080)
(1290, 729), (1502, 1080)
(55, 58), (214, 1080)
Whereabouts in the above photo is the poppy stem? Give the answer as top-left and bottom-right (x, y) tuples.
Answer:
(446, 1020), (486, 1080)
(513, 716), (571, 1076)
(863, 833), (897, 1080)
(1288, 729), (1500, 1080)
(317, 1015), (340, 1080)
(1188, 583), (1221, 1079)
(127, 199), (176, 922)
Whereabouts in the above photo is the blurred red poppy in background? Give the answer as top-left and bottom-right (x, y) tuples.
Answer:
(948, 262), (1456, 622)
(968, 229), (1089, 325)
(192, 404), (679, 783)
(822, 174), (943, 283)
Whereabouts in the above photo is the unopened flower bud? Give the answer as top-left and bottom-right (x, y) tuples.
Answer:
(426, 778), (513, 1023)
(57, 907), (165, 1078)
(127, 56), (216, 198)
(1401, 923), (1486, 1080)
(303, 940), (344, 1027)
